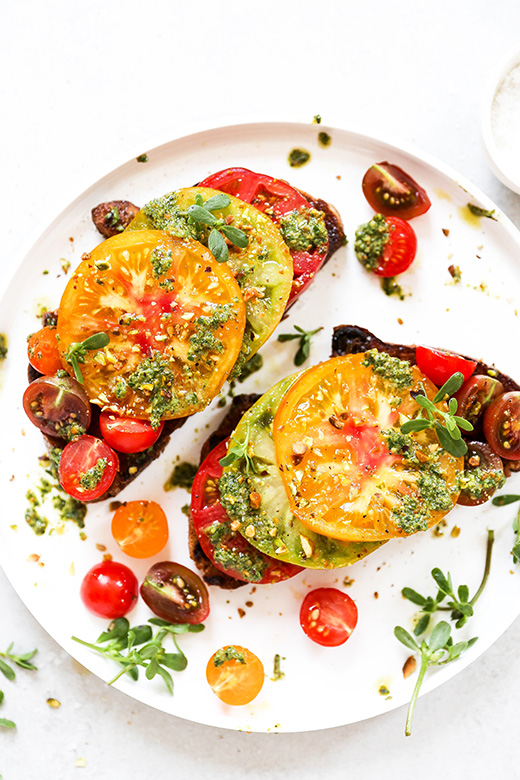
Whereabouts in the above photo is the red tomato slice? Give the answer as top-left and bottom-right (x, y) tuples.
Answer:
(300, 588), (358, 647)
(99, 412), (164, 453)
(191, 439), (303, 584)
(27, 327), (63, 375)
(80, 560), (138, 618)
(416, 346), (477, 388)
(373, 216), (417, 277)
(59, 434), (119, 501)
(362, 162), (431, 220)
(200, 167), (329, 304)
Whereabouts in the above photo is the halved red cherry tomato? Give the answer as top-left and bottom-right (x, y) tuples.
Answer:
(191, 440), (303, 584)
(483, 391), (520, 460)
(140, 561), (209, 624)
(99, 412), (164, 454)
(27, 327), (63, 375)
(80, 560), (138, 618)
(23, 373), (91, 440)
(454, 375), (504, 428)
(416, 346), (477, 388)
(200, 167), (329, 304)
(300, 588), (358, 647)
(457, 441), (505, 506)
(59, 435), (119, 500)
(362, 162), (431, 220)
(356, 215), (417, 277)
(111, 500), (169, 558)
(206, 645), (264, 705)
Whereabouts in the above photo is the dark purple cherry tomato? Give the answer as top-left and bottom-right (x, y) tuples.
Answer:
(23, 373), (91, 439)
(362, 162), (431, 220)
(454, 375), (504, 429)
(457, 441), (505, 506)
(80, 560), (138, 618)
(140, 561), (209, 624)
(483, 391), (520, 460)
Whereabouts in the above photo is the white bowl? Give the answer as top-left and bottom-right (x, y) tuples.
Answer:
(481, 45), (520, 195)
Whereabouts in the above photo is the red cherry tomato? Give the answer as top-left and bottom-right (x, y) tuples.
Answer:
(200, 167), (329, 305)
(300, 588), (358, 647)
(415, 346), (477, 388)
(59, 435), (119, 501)
(362, 162), (431, 220)
(80, 560), (138, 618)
(99, 412), (164, 454)
(375, 216), (417, 277)
(483, 391), (520, 460)
(191, 439), (303, 584)
(27, 327), (63, 375)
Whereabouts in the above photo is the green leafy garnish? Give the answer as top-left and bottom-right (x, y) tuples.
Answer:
(402, 529), (494, 633)
(400, 372), (473, 456)
(72, 617), (204, 694)
(492, 494), (520, 506)
(277, 325), (323, 366)
(187, 193), (249, 264)
(219, 424), (257, 474)
(0, 643), (38, 729)
(467, 203), (496, 220)
(64, 332), (110, 383)
(492, 495), (520, 563)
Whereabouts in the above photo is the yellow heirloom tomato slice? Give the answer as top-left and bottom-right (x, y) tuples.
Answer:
(273, 352), (463, 543)
(57, 230), (245, 426)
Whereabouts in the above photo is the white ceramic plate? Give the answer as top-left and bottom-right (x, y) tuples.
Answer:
(1, 122), (519, 733)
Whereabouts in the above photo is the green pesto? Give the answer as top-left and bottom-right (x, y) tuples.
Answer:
(143, 193), (199, 240)
(392, 495), (429, 534)
(51, 493), (87, 528)
(164, 462), (198, 492)
(417, 470), (453, 512)
(467, 203), (496, 220)
(149, 247), (173, 279)
(278, 207), (328, 253)
(382, 428), (422, 465)
(458, 467), (505, 500)
(318, 131), (331, 147)
(288, 148), (310, 167)
(25, 506), (48, 535)
(79, 458), (107, 491)
(114, 379), (127, 399)
(213, 646), (246, 667)
(354, 213), (389, 271)
(272, 654), (285, 681)
(0, 334), (7, 360)
(235, 353), (263, 384)
(187, 303), (235, 363)
(362, 349), (413, 390)
(136, 153), (149, 163)
(105, 206), (123, 233)
(60, 422), (86, 442)
(219, 469), (257, 526)
(381, 276), (406, 300)
(203, 521), (267, 582)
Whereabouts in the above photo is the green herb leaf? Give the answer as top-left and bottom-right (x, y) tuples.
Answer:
(433, 372), (465, 403)
(203, 193), (231, 212)
(97, 618), (130, 644)
(429, 621), (452, 652)
(402, 587), (427, 606)
(401, 419), (432, 434)
(492, 494), (520, 506)
(467, 203), (496, 220)
(187, 205), (217, 226)
(0, 717), (16, 729)
(413, 614), (431, 636)
(277, 325), (323, 367)
(0, 659), (15, 682)
(394, 626), (419, 652)
(64, 331), (110, 384)
(220, 224), (249, 249)
(208, 229), (228, 263)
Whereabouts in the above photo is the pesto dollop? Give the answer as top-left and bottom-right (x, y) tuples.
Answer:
(458, 467), (505, 500)
(25, 448), (87, 536)
(288, 148), (311, 167)
(187, 303), (235, 364)
(354, 213), (389, 271)
(363, 349), (413, 390)
(79, 458), (107, 491)
(279, 207), (328, 253)
(164, 462), (198, 491)
(381, 276), (406, 300)
(213, 646), (246, 667)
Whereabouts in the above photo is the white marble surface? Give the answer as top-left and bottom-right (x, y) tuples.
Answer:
(1, 1), (519, 776)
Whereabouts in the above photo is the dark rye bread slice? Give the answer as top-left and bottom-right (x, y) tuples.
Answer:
(331, 325), (520, 474)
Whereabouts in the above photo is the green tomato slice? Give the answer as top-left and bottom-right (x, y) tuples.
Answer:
(127, 187), (293, 374)
(219, 373), (384, 569)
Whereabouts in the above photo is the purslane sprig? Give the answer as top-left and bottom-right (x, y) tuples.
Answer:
(219, 424), (257, 474)
(401, 371), (473, 457)
(187, 192), (249, 264)
(402, 529), (494, 633)
(64, 332), (110, 384)
(277, 325), (323, 366)
(72, 617), (204, 694)
(492, 494), (520, 563)
(0, 643), (38, 729)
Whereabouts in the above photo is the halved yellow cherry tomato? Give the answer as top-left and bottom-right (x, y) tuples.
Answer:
(57, 230), (245, 426)
(273, 354), (462, 543)
(206, 646), (264, 706)
(111, 500), (169, 558)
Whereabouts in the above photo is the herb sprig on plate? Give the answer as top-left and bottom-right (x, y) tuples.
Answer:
(492, 494), (520, 562)
(187, 193), (249, 264)
(401, 371), (473, 456)
(219, 424), (257, 474)
(0, 642), (38, 729)
(64, 332), (110, 384)
(277, 325), (323, 366)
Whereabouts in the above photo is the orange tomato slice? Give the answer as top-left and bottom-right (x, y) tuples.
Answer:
(206, 646), (264, 706)
(273, 354), (462, 542)
(111, 500), (169, 558)
(57, 230), (245, 425)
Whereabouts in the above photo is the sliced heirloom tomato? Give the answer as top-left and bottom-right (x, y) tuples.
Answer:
(140, 561), (209, 624)
(362, 162), (431, 220)
(416, 346), (477, 388)
(355, 214), (417, 277)
(27, 327), (63, 375)
(99, 412), (164, 453)
(127, 187), (293, 373)
(273, 353), (463, 543)
(300, 588), (358, 647)
(483, 391), (520, 460)
(191, 439), (302, 583)
(57, 230), (245, 425)
(457, 441), (505, 506)
(200, 168), (329, 304)
(59, 434), (119, 500)
(23, 373), (91, 440)
(219, 374), (383, 567)
(206, 645), (264, 706)
(111, 500), (169, 558)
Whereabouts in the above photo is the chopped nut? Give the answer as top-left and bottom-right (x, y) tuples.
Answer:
(299, 534), (314, 559)
(403, 655), (417, 678)
(244, 524), (255, 538)
(47, 697), (61, 708)
(451, 526), (461, 538)
(328, 414), (344, 430)
(238, 608), (246, 618)
(96, 544), (107, 552)
(249, 491), (261, 509)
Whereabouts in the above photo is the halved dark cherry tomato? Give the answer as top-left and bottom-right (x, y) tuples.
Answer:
(206, 645), (264, 705)
(27, 327), (63, 375)
(483, 391), (520, 461)
(23, 373), (91, 440)
(200, 167), (329, 304)
(454, 375), (504, 429)
(111, 500), (169, 558)
(457, 441), (505, 506)
(191, 439), (303, 584)
(300, 588), (358, 647)
(416, 346), (477, 388)
(59, 434), (119, 500)
(99, 412), (164, 454)
(140, 561), (209, 624)
(80, 560), (138, 618)
(362, 162), (431, 220)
